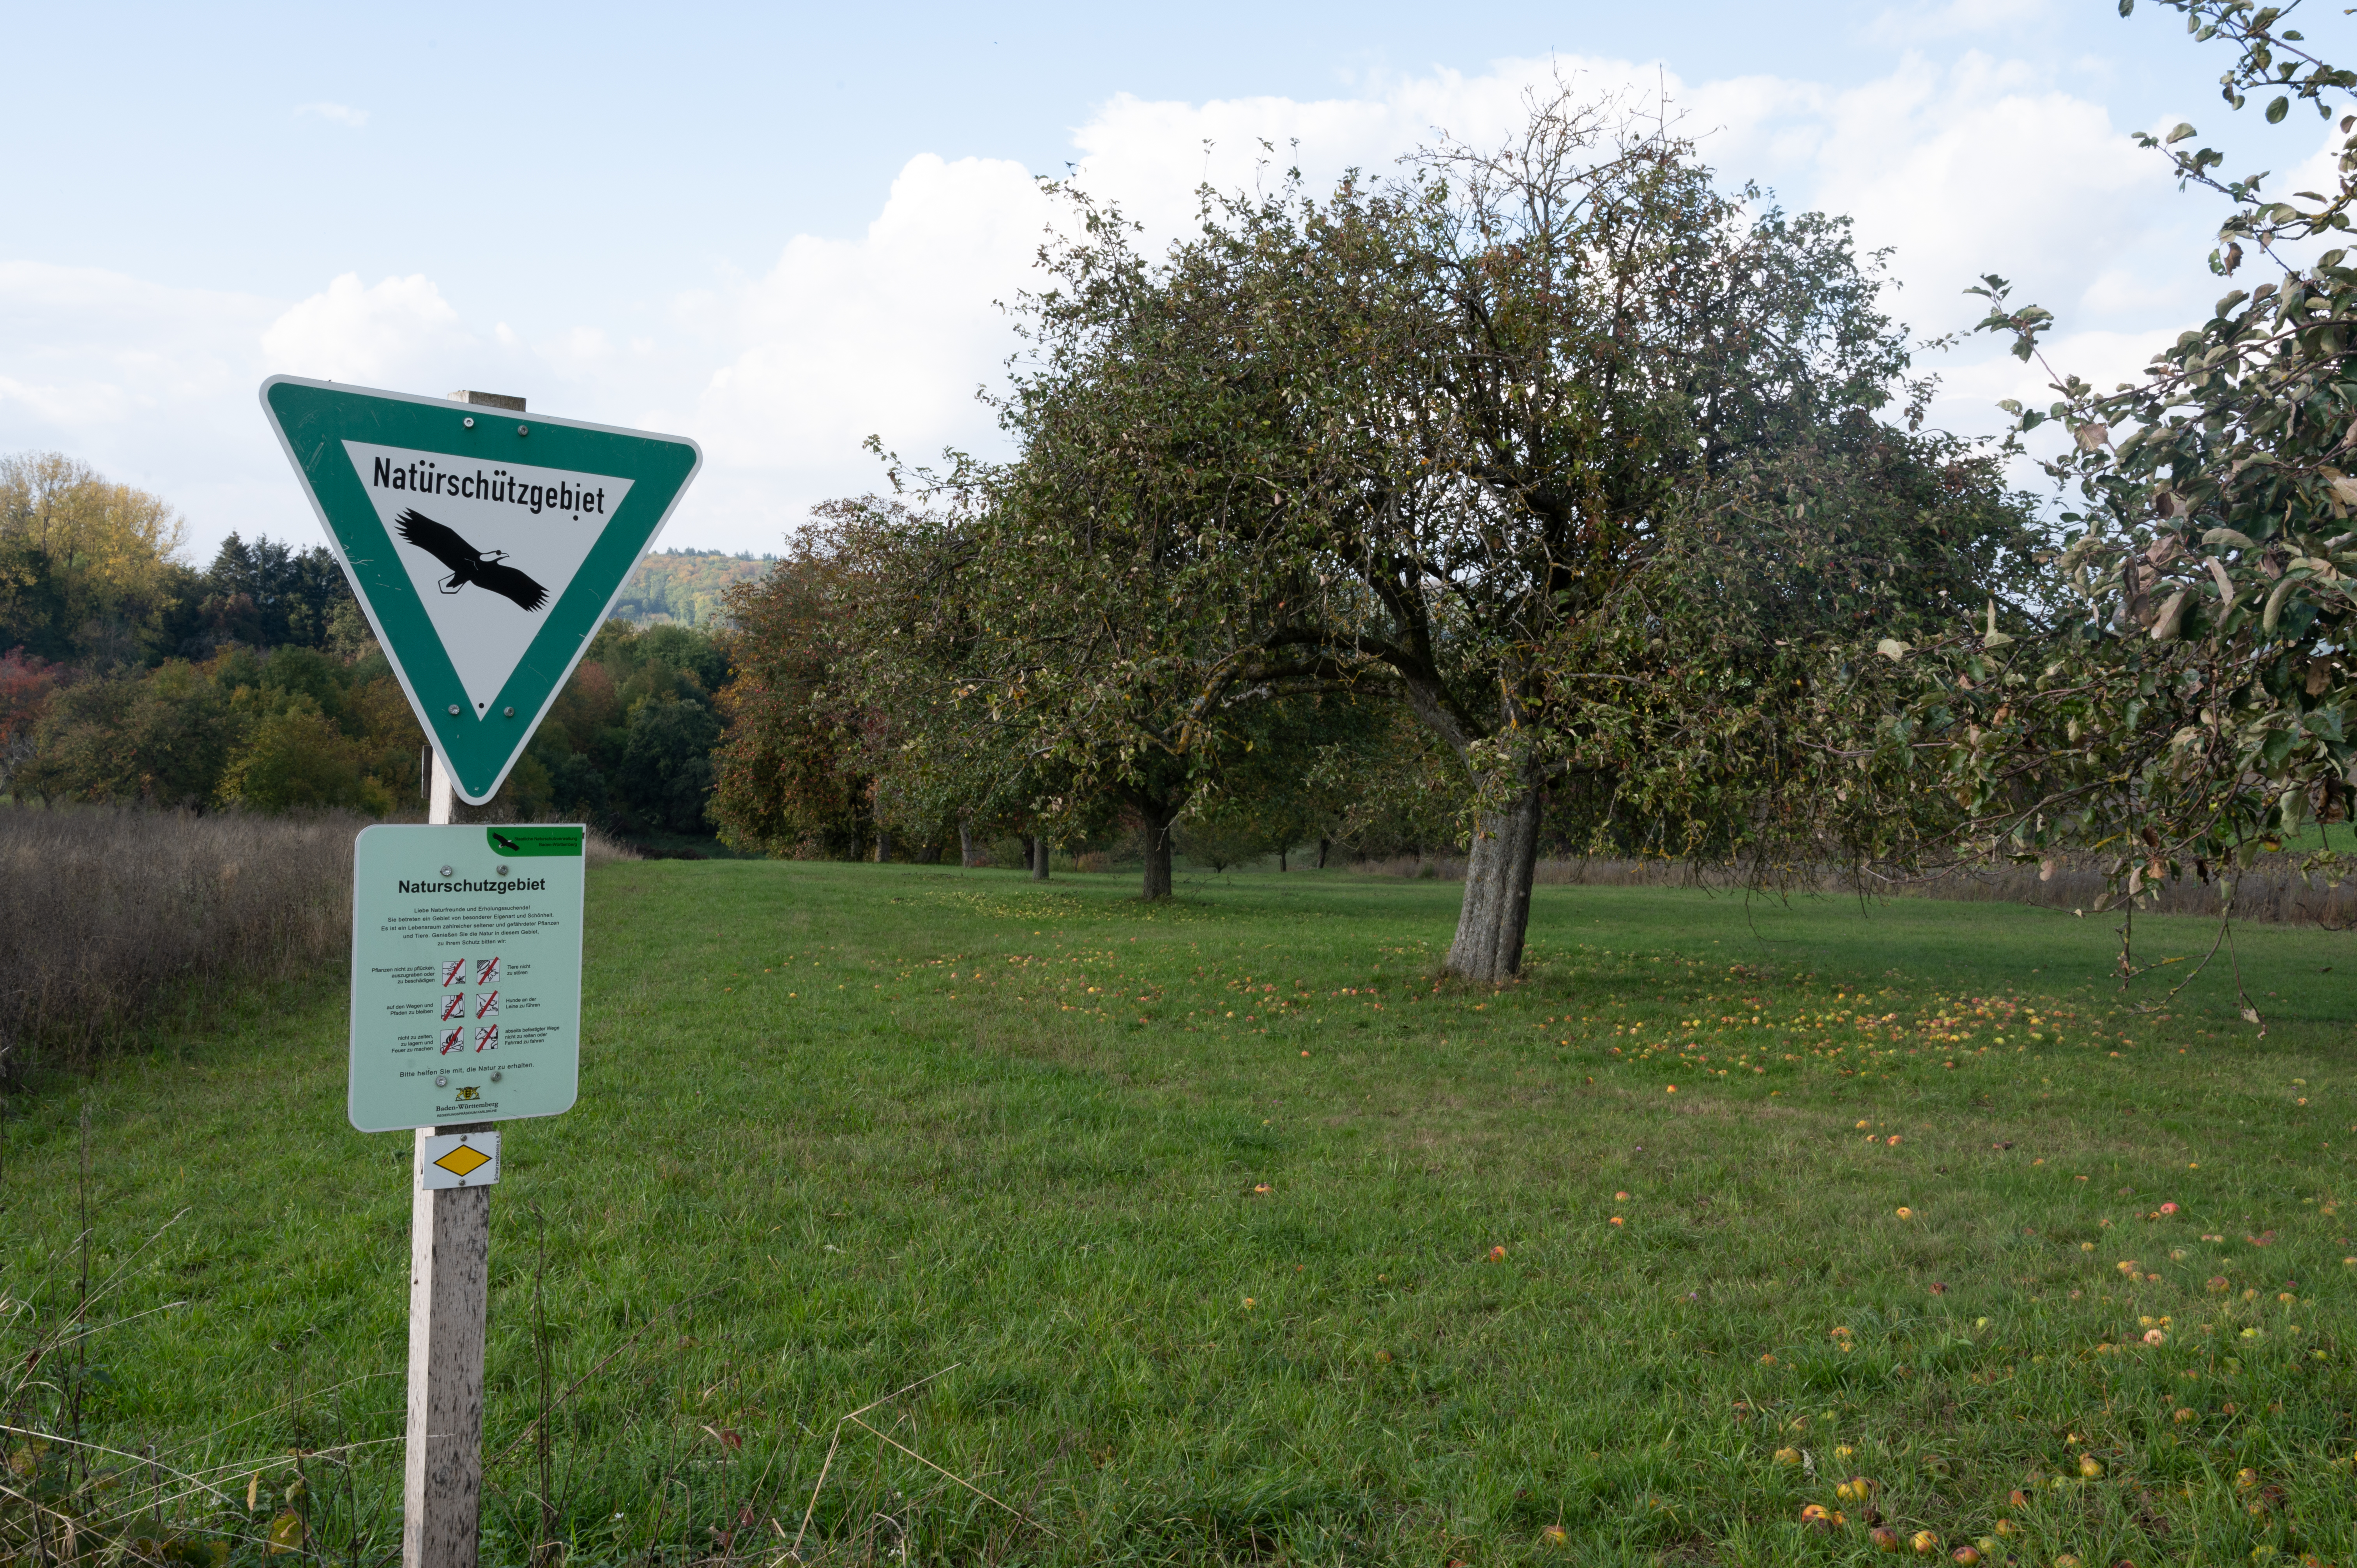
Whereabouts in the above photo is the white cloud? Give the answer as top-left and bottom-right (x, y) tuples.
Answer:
(0, 44), (2274, 556)
(1069, 65), (1541, 237)
(259, 273), (480, 389)
(0, 261), (288, 554)
(295, 102), (368, 128)
(1046, 47), (2200, 470)
(1801, 52), (2181, 332)
(654, 153), (1056, 535)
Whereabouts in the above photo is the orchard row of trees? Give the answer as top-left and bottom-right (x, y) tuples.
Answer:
(705, 88), (2039, 978)
(14, 0), (2348, 1007)
(709, 1), (2357, 1001)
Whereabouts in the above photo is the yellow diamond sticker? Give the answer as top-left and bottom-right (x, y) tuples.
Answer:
(418, 1128), (500, 1189)
(433, 1142), (491, 1178)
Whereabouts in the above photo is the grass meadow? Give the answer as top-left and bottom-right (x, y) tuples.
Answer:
(3, 859), (2354, 1567)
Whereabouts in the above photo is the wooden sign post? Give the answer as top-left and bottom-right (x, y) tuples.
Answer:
(405, 752), (492, 1568)
(360, 794), (584, 1568)
(264, 380), (700, 1568)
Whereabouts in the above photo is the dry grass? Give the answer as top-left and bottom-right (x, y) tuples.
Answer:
(0, 805), (360, 1075)
(1878, 855), (2355, 925)
(1352, 850), (2356, 925)
(0, 805), (636, 1077)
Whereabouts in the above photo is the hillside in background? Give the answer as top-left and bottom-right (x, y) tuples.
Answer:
(611, 548), (774, 627)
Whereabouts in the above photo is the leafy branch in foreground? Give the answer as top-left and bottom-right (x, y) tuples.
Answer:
(1887, 0), (2357, 1017)
(2123, 0), (2357, 278)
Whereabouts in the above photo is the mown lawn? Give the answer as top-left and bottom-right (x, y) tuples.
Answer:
(4, 861), (2354, 1567)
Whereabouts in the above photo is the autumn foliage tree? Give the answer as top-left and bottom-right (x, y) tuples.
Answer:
(709, 513), (884, 858)
(0, 452), (191, 666)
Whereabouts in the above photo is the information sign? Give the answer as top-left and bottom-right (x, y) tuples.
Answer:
(348, 824), (584, 1134)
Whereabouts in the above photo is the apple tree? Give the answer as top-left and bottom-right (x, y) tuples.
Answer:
(971, 89), (2034, 975)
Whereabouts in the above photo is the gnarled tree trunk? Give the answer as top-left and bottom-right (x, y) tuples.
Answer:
(874, 830), (894, 864)
(1140, 809), (1176, 899)
(1445, 778), (1544, 982)
(958, 820), (976, 867)
(1031, 832), (1051, 881)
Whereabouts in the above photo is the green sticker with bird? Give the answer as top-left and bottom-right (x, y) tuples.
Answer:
(487, 826), (584, 857)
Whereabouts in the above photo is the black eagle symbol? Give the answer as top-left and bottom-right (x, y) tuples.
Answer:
(394, 509), (548, 612)
(490, 831), (523, 854)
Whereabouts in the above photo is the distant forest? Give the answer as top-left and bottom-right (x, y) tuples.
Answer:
(610, 548), (774, 628)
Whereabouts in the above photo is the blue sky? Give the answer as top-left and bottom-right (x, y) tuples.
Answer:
(3, 0), (2345, 556)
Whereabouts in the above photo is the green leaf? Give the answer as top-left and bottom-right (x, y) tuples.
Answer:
(2262, 573), (2300, 632)
(2166, 122), (2198, 145)
(2267, 96), (2291, 124)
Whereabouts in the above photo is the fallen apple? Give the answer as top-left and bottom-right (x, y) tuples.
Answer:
(1871, 1526), (1902, 1553)
(1912, 1530), (1941, 1555)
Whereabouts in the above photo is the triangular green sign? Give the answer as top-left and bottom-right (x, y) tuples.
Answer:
(260, 377), (702, 803)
